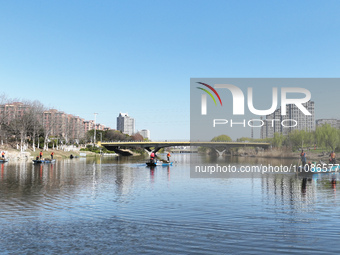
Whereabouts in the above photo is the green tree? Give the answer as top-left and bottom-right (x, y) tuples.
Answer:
(237, 137), (253, 142)
(316, 124), (339, 151)
(272, 132), (284, 148)
(211, 134), (232, 142)
(288, 130), (307, 150)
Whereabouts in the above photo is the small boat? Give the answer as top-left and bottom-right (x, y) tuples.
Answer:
(161, 162), (173, 166)
(298, 163), (340, 173)
(33, 159), (56, 164)
(0, 158), (8, 163)
(146, 162), (157, 167)
(146, 161), (173, 167)
(310, 165), (340, 173)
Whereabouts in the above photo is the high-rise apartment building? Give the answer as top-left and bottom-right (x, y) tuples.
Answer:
(117, 113), (135, 136)
(289, 101), (315, 132)
(316, 119), (340, 129)
(139, 129), (150, 140)
(261, 101), (315, 138)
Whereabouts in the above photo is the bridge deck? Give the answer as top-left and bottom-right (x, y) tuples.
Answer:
(100, 141), (270, 149)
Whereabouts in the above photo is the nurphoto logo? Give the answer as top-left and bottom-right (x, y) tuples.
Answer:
(198, 82), (312, 116)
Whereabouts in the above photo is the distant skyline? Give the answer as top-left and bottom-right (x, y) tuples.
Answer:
(1, 0), (340, 140)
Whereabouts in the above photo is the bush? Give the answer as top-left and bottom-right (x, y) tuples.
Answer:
(80, 145), (114, 154)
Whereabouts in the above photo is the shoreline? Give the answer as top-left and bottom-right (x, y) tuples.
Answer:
(205, 147), (333, 163)
(0, 146), (334, 164)
(0, 148), (97, 162)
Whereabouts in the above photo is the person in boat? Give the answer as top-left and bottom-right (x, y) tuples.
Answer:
(300, 150), (306, 166)
(1, 151), (4, 159)
(39, 151), (43, 160)
(329, 151), (336, 164)
(51, 152), (54, 160)
(167, 152), (171, 162)
(150, 152), (155, 163)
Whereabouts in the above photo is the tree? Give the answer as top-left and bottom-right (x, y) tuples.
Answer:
(131, 133), (144, 141)
(86, 130), (105, 143)
(211, 134), (232, 142)
(6, 101), (36, 151)
(42, 111), (57, 150)
(237, 137), (253, 142)
(316, 124), (339, 151)
(28, 100), (45, 151)
(86, 129), (130, 143)
(5, 100), (47, 152)
(272, 132), (284, 148)
(288, 130), (307, 150)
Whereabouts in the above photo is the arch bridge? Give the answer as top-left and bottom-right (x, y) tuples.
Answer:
(99, 141), (270, 156)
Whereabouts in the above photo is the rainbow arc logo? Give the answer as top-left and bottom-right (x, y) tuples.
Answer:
(196, 82), (223, 106)
(197, 82), (222, 115)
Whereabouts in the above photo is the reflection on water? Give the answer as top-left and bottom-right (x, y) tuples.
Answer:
(199, 153), (299, 167)
(0, 154), (340, 254)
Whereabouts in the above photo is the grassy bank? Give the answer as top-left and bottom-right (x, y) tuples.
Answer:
(29, 149), (97, 159)
(242, 148), (334, 163)
(0, 147), (97, 161)
(203, 146), (333, 163)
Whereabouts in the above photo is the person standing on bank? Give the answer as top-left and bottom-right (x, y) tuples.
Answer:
(300, 150), (306, 167)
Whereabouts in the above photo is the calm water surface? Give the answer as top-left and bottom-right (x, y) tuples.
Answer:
(0, 154), (340, 254)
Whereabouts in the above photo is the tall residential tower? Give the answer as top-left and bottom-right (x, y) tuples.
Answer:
(261, 101), (315, 138)
(117, 113), (135, 136)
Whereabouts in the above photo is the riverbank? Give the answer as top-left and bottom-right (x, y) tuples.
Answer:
(0, 145), (98, 162)
(234, 148), (331, 163)
(202, 146), (332, 162)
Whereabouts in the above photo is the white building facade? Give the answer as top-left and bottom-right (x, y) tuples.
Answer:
(139, 129), (150, 140)
(117, 113), (135, 136)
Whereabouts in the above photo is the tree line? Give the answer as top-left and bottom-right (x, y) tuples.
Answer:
(0, 95), (46, 150)
(86, 129), (145, 143)
(0, 95), (146, 151)
(236, 124), (340, 151)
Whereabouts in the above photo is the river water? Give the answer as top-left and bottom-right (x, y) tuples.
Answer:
(0, 154), (340, 254)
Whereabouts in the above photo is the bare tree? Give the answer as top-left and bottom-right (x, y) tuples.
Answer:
(7, 101), (34, 151)
(104, 130), (129, 141)
(42, 110), (58, 151)
(28, 100), (45, 151)
(0, 94), (10, 144)
(131, 133), (144, 141)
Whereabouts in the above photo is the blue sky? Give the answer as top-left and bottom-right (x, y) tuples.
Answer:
(1, 0), (340, 140)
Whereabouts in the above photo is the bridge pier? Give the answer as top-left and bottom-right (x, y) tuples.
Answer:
(214, 148), (226, 156)
(108, 147), (133, 156)
(144, 149), (151, 156)
(144, 147), (163, 154)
